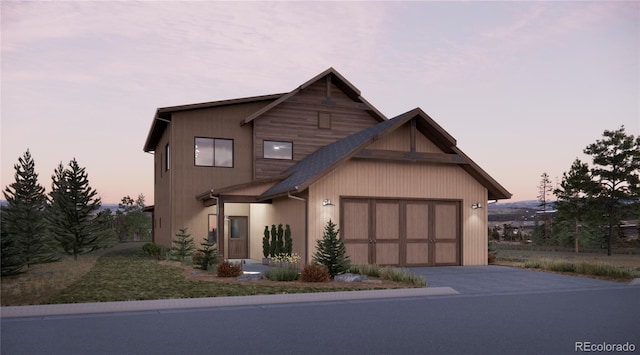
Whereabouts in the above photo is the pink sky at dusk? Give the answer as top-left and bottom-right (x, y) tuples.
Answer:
(2, 1), (638, 205)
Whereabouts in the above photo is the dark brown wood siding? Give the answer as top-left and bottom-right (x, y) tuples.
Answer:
(253, 79), (379, 179)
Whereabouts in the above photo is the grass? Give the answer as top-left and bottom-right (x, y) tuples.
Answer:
(495, 247), (640, 282)
(1, 246), (421, 306)
(264, 266), (300, 281)
(350, 264), (427, 287)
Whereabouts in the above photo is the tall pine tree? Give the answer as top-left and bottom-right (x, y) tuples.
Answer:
(2, 150), (57, 267)
(313, 219), (350, 278)
(584, 126), (640, 255)
(47, 158), (106, 259)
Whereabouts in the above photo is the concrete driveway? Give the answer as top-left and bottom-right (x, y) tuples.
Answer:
(410, 265), (630, 295)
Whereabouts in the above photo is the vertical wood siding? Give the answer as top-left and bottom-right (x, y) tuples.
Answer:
(308, 159), (488, 265)
(254, 80), (379, 179)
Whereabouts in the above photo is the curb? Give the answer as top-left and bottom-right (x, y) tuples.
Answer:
(0, 287), (458, 319)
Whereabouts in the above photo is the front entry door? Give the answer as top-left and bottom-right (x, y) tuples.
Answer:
(228, 216), (248, 259)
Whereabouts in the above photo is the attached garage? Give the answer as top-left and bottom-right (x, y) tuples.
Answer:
(341, 198), (461, 267)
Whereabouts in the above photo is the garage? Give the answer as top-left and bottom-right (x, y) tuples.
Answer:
(341, 197), (461, 267)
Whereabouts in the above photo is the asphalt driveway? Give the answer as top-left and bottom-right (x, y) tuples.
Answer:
(410, 265), (630, 295)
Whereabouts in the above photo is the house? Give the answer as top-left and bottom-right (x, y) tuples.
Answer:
(143, 68), (511, 266)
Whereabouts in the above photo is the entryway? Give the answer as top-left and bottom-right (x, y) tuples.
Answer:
(228, 216), (248, 259)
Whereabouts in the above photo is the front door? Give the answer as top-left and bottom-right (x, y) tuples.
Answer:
(228, 216), (248, 259)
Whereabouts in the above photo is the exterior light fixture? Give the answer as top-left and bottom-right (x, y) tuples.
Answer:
(471, 202), (483, 210)
(322, 199), (334, 206)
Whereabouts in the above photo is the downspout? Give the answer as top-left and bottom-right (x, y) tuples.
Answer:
(210, 192), (225, 263)
(287, 190), (308, 265)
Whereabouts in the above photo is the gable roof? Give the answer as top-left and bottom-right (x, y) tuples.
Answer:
(241, 67), (387, 125)
(143, 93), (284, 152)
(259, 108), (511, 201)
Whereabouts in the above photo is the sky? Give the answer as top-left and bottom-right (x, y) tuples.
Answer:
(2, 1), (639, 205)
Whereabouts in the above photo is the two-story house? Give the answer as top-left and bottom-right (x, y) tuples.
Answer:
(143, 68), (511, 267)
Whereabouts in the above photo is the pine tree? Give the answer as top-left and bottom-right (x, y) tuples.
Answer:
(170, 228), (195, 262)
(47, 158), (106, 259)
(196, 237), (217, 270)
(2, 150), (57, 267)
(313, 219), (350, 278)
(269, 224), (277, 257)
(536, 172), (554, 242)
(553, 159), (598, 253)
(262, 226), (270, 259)
(284, 224), (293, 256)
(584, 126), (640, 255)
(1, 207), (25, 276)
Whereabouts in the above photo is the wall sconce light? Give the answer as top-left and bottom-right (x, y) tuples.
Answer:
(471, 202), (483, 210)
(322, 199), (334, 206)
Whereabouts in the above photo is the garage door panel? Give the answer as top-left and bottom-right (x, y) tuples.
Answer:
(343, 201), (369, 240)
(406, 203), (429, 239)
(375, 202), (399, 240)
(376, 243), (399, 265)
(345, 243), (369, 265)
(406, 242), (429, 265)
(434, 203), (458, 240)
(435, 242), (458, 265)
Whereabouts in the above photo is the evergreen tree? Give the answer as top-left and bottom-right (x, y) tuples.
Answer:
(553, 159), (598, 253)
(2, 150), (57, 266)
(313, 219), (350, 278)
(196, 237), (217, 270)
(47, 158), (106, 259)
(170, 228), (195, 262)
(584, 126), (640, 255)
(269, 224), (277, 257)
(276, 224), (284, 255)
(1, 206), (25, 276)
(115, 194), (151, 241)
(284, 224), (293, 256)
(536, 172), (554, 242)
(262, 226), (270, 259)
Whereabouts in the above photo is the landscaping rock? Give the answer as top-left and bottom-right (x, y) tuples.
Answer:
(334, 273), (368, 282)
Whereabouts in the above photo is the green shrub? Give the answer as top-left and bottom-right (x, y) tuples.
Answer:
(142, 242), (169, 260)
(216, 260), (242, 278)
(264, 266), (299, 281)
(300, 264), (330, 282)
(170, 228), (195, 262)
(312, 219), (350, 278)
(195, 238), (217, 270)
(349, 264), (381, 278)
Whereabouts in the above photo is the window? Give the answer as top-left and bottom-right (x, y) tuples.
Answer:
(318, 112), (331, 129)
(164, 143), (170, 171)
(195, 137), (233, 167)
(264, 140), (293, 160)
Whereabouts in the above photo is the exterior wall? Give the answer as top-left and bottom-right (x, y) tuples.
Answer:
(249, 198), (307, 264)
(154, 101), (270, 247)
(307, 159), (488, 266)
(368, 124), (443, 153)
(153, 126), (172, 246)
(254, 80), (379, 179)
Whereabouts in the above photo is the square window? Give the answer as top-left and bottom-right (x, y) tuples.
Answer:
(264, 140), (293, 160)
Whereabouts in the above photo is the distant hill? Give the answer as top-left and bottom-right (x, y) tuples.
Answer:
(489, 200), (543, 210)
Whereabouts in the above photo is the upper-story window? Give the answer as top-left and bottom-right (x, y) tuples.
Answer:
(195, 137), (233, 167)
(263, 140), (292, 160)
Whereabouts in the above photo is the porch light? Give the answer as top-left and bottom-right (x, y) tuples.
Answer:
(322, 199), (334, 206)
(471, 202), (483, 210)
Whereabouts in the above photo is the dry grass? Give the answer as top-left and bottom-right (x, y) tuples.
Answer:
(496, 248), (640, 282)
(1, 254), (99, 306)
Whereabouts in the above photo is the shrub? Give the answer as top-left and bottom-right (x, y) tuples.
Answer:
(195, 238), (217, 270)
(262, 226), (270, 259)
(264, 266), (299, 281)
(170, 228), (195, 262)
(216, 260), (242, 278)
(349, 264), (380, 278)
(312, 219), (351, 278)
(350, 264), (427, 287)
(300, 264), (330, 282)
(142, 242), (169, 260)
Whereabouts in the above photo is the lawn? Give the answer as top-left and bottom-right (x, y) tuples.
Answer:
(1, 245), (420, 306)
(494, 247), (640, 282)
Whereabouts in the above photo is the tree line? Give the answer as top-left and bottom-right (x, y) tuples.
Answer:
(535, 126), (639, 254)
(1, 150), (151, 276)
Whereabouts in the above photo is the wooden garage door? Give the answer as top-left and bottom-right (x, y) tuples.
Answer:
(342, 198), (460, 266)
